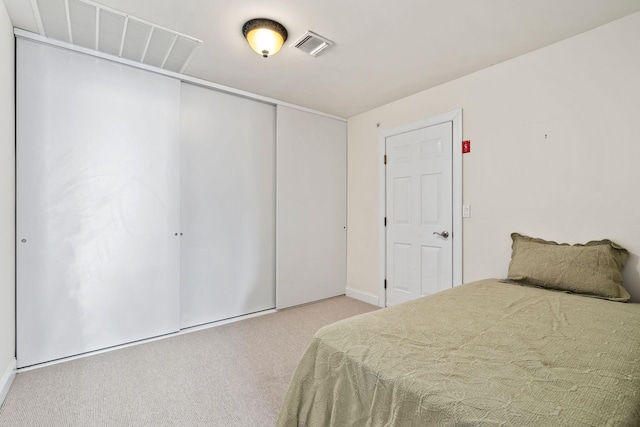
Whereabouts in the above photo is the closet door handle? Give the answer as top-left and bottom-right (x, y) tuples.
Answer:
(433, 231), (449, 238)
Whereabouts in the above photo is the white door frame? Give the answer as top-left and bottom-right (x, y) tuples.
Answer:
(378, 109), (463, 307)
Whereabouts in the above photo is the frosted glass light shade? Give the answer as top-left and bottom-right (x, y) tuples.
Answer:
(242, 19), (288, 58)
(246, 28), (284, 57)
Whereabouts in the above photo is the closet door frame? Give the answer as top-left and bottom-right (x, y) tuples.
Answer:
(13, 32), (349, 365)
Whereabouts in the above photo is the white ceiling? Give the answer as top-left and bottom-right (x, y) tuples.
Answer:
(4, 0), (640, 117)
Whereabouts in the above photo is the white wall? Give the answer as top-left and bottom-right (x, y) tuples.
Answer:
(348, 11), (640, 302)
(0, 0), (15, 387)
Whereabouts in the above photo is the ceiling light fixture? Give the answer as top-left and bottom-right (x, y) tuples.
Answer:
(242, 18), (288, 58)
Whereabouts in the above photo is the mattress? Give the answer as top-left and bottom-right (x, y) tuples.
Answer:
(276, 279), (640, 426)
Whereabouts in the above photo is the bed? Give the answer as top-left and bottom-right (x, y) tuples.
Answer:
(276, 235), (640, 426)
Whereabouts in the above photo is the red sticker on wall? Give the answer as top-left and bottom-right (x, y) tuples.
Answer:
(462, 140), (471, 153)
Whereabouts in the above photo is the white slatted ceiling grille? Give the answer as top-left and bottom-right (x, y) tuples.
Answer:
(291, 30), (333, 57)
(30, 0), (202, 73)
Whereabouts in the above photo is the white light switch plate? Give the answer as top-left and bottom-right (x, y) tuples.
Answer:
(462, 205), (470, 218)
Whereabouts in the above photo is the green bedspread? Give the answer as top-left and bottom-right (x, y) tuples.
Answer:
(276, 279), (640, 426)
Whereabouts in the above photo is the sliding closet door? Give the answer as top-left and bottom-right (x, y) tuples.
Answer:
(16, 40), (181, 367)
(180, 83), (276, 328)
(276, 106), (347, 309)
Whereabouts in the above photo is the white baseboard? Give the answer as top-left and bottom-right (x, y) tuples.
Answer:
(345, 287), (379, 306)
(0, 358), (16, 406)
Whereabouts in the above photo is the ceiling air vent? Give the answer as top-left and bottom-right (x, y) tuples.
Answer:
(292, 31), (333, 57)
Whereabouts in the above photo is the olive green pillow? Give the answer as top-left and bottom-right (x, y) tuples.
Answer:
(507, 233), (630, 302)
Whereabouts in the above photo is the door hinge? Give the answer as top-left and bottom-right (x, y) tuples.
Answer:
(383, 154), (387, 165)
(384, 217), (387, 226)
(384, 279), (387, 289)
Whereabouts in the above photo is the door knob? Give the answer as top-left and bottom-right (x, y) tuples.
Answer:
(433, 231), (449, 238)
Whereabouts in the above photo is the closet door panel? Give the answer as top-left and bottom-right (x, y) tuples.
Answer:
(180, 83), (276, 328)
(276, 106), (347, 309)
(16, 40), (181, 367)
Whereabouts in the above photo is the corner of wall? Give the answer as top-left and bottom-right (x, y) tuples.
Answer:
(0, 0), (16, 398)
(345, 287), (380, 307)
(0, 358), (16, 405)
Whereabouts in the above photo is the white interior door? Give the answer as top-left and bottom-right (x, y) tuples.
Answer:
(16, 39), (181, 367)
(180, 83), (276, 328)
(276, 106), (347, 309)
(386, 122), (453, 306)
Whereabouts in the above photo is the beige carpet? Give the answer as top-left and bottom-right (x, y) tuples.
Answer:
(0, 296), (377, 426)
